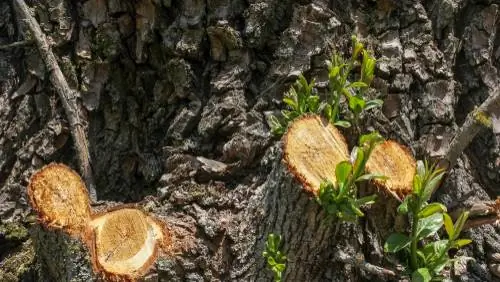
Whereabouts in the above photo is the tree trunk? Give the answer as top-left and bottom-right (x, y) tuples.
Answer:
(2, 0), (500, 281)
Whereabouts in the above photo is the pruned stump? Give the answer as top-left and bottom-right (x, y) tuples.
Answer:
(253, 115), (418, 281)
(254, 115), (361, 280)
(283, 115), (349, 195)
(27, 164), (176, 281)
(364, 140), (417, 241)
(366, 140), (416, 201)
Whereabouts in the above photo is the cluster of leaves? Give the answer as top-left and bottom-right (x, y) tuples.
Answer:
(269, 75), (320, 135)
(384, 161), (472, 281)
(269, 36), (382, 135)
(316, 132), (386, 221)
(263, 233), (287, 282)
(324, 36), (382, 128)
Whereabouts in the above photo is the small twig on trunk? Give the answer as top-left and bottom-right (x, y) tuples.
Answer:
(450, 198), (500, 230)
(442, 86), (500, 170)
(13, 0), (97, 201)
(432, 86), (500, 196)
(336, 251), (396, 278)
(0, 40), (34, 50)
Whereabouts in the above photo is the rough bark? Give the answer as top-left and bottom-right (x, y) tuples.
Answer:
(13, 0), (97, 201)
(1, 0), (500, 281)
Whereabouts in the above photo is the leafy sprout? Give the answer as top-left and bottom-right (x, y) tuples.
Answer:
(384, 160), (472, 281)
(263, 233), (287, 282)
(324, 36), (382, 129)
(269, 35), (383, 136)
(269, 74), (321, 135)
(316, 131), (385, 222)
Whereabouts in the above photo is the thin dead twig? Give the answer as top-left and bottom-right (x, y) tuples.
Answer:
(442, 86), (500, 170)
(0, 40), (34, 50)
(336, 251), (396, 278)
(13, 0), (97, 201)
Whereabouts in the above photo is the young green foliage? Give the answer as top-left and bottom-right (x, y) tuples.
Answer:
(269, 35), (382, 135)
(324, 35), (382, 129)
(384, 161), (472, 281)
(263, 233), (287, 282)
(269, 74), (321, 135)
(316, 131), (385, 221)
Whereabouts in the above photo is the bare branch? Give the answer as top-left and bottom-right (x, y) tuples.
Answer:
(450, 199), (500, 230)
(443, 87), (500, 170)
(336, 251), (396, 279)
(0, 40), (34, 50)
(13, 0), (97, 201)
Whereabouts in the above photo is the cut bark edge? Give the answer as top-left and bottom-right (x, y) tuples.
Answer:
(27, 163), (174, 281)
(283, 114), (349, 196)
(366, 140), (416, 201)
(84, 207), (172, 281)
(283, 115), (417, 202)
(27, 163), (91, 235)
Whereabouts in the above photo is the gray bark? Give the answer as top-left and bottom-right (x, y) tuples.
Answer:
(1, 0), (500, 281)
(13, 0), (96, 201)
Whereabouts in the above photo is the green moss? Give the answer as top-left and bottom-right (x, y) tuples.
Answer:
(474, 110), (492, 128)
(0, 240), (35, 280)
(0, 222), (28, 241)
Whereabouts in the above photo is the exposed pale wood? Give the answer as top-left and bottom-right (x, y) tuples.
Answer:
(366, 141), (416, 201)
(283, 115), (349, 195)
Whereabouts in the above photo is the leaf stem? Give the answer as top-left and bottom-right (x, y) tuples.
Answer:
(410, 203), (420, 271)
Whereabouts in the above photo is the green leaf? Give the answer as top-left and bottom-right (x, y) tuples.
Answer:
(416, 160), (426, 178)
(425, 240), (449, 256)
(416, 250), (427, 265)
(348, 95), (366, 114)
(267, 256), (276, 266)
(334, 120), (351, 128)
(361, 50), (376, 84)
(349, 199), (365, 216)
(412, 268), (431, 282)
(418, 203), (447, 218)
(335, 161), (352, 185)
(384, 233), (411, 253)
(453, 239), (472, 248)
(359, 131), (384, 147)
(341, 87), (353, 99)
(283, 97), (298, 110)
(325, 203), (338, 215)
(307, 95), (320, 113)
(355, 173), (388, 182)
(365, 99), (384, 111)
(352, 147), (364, 174)
(453, 211), (470, 239)
(397, 195), (411, 215)
(324, 104), (333, 121)
(329, 66), (340, 78)
(273, 263), (286, 273)
(351, 35), (363, 59)
(417, 212), (443, 240)
(350, 146), (359, 165)
(355, 194), (377, 206)
(268, 115), (285, 136)
(348, 81), (369, 89)
(443, 213), (454, 239)
(430, 256), (449, 274)
(421, 171), (445, 203)
(412, 174), (423, 196)
(267, 234), (277, 250)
